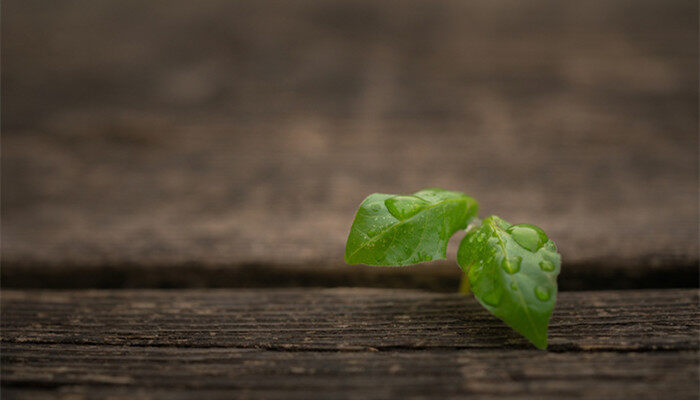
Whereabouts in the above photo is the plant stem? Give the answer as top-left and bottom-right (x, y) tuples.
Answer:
(464, 217), (482, 234)
(458, 273), (470, 294)
(458, 218), (480, 295)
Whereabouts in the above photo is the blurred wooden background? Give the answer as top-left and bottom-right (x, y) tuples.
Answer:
(2, 0), (698, 290)
(2, 1), (698, 399)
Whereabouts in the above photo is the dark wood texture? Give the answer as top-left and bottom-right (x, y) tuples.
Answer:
(2, 0), (698, 289)
(2, 288), (698, 351)
(2, 346), (697, 400)
(2, 288), (698, 399)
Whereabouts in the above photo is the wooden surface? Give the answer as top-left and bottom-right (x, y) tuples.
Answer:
(2, 0), (698, 289)
(2, 288), (698, 351)
(3, 347), (697, 400)
(2, 288), (698, 399)
(2, 1), (698, 398)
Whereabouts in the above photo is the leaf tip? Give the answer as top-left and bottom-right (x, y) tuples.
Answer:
(532, 337), (548, 350)
(524, 328), (548, 349)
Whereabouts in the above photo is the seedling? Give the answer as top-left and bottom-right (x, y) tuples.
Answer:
(345, 188), (561, 349)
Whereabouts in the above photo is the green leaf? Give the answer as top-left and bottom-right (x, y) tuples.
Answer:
(345, 188), (478, 266)
(457, 215), (561, 349)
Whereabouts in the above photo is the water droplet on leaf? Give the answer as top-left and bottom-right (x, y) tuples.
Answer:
(539, 260), (555, 272)
(544, 241), (557, 252)
(384, 196), (429, 220)
(534, 286), (551, 301)
(501, 256), (522, 274)
(506, 224), (548, 252)
(481, 288), (503, 307)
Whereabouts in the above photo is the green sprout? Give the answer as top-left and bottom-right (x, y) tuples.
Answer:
(344, 188), (561, 349)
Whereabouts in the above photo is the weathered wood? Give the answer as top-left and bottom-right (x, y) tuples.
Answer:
(2, 289), (698, 399)
(2, 345), (697, 400)
(2, 0), (698, 289)
(3, 289), (697, 351)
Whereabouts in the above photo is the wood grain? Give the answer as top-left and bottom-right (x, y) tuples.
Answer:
(3, 288), (697, 351)
(2, 0), (698, 288)
(1, 288), (698, 399)
(2, 345), (697, 400)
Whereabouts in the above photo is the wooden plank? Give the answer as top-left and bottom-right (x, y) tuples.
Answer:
(2, 289), (697, 351)
(2, 0), (698, 288)
(2, 345), (697, 400)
